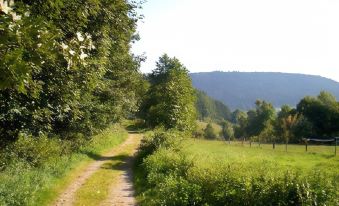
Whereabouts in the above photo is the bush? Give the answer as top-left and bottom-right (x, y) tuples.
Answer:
(0, 134), (64, 169)
(142, 148), (199, 206)
(138, 128), (184, 159)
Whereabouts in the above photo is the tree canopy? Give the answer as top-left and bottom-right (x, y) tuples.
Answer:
(140, 54), (196, 132)
(296, 91), (339, 138)
(0, 0), (145, 143)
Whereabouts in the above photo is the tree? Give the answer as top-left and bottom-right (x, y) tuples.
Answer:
(0, 0), (144, 143)
(140, 54), (197, 132)
(232, 110), (248, 139)
(204, 123), (217, 139)
(275, 105), (293, 142)
(281, 114), (298, 150)
(258, 121), (275, 143)
(221, 120), (234, 142)
(296, 91), (339, 138)
(246, 100), (276, 138)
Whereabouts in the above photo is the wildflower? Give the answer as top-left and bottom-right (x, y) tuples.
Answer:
(61, 42), (68, 50)
(69, 50), (75, 56)
(0, 0), (12, 14)
(80, 51), (88, 60)
(76, 32), (84, 42)
(11, 12), (21, 21)
(85, 33), (92, 39)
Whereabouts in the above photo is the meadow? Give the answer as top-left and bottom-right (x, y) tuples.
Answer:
(183, 139), (338, 179)
(135, 130), (339, 206)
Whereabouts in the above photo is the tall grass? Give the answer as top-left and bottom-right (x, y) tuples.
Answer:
(0, 124), (127, 206)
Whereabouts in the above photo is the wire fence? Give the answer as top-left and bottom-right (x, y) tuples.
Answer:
(223, 137), (338, 156)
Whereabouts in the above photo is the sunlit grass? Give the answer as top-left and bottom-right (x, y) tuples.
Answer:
(183, 138), (339, 177)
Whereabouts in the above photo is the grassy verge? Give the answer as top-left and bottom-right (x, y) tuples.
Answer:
(0, 124), (128, 206)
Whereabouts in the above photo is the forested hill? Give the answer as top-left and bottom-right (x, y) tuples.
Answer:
(190, 72), (339, 110)
(195, 90), (231, 121)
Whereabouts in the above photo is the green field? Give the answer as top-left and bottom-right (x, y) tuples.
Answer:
(135, 130), (339, 205)
(183, 139), (339, 176)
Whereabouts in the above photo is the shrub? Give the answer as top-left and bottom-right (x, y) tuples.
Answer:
(1, 134), (64, 168)
(138, 128), (184, 159)
(142, 148), (200, 206)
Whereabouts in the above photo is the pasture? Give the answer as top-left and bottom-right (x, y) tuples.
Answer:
(183, 139), (339, 177)
(135, 130), (339, 205)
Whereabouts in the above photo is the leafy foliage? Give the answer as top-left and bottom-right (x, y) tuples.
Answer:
(0, 125), (127, 206)
(0, 0), (145, 143)
(140, 54), (197, 132)
(203, 123), (217, 140)
(296, 91), (339, 138)
(221, 120), (234, 141)
(231, 91), (338, 143)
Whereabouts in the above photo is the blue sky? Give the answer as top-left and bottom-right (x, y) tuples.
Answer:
(132, 0), (339, 82)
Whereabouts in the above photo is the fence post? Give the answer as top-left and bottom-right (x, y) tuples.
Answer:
(305, 140), (308, 152)
(335, 137), (337, 156)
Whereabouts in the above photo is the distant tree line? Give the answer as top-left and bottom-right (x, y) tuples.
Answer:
(223, 91), (339, 143)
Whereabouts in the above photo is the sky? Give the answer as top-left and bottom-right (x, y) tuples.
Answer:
(132, 0), (339, 82)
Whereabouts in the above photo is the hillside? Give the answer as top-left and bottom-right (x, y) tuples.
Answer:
(195, 90), (231, 121)
(190, 72), (339, 110)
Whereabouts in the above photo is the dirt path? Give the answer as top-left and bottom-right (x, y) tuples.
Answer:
(101, 134), (139, 206)
(53, 133), (141, 206)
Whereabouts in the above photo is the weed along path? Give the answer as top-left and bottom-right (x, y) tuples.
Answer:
(53, 133), (141, 206)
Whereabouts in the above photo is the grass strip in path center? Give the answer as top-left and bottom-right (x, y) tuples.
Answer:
(73, 133), (142, 206)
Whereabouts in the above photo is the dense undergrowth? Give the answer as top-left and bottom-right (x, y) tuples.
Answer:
(134, 129), (338, 206)
(0, 124), (127, 206)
